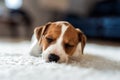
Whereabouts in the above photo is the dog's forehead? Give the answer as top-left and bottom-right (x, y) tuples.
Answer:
(45, 21), (78, 40)
(63, 24), (79, 44)
(50, 21), (76, 31)
(45, 23), (62, 38)
(44, 22), (64, 34)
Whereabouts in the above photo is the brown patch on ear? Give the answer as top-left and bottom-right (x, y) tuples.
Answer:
(76, 28), (87, 54)
(34, 26), (43, 40)
(34, 22), (52, 43)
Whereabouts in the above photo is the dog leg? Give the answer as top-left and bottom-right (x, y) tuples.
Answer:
(29, 34), (42, 57)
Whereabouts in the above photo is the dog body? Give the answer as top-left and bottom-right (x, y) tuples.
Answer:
(29, 21), (86, 63)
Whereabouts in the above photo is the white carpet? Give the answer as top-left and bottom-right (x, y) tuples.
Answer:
(0, 40), (120, 80)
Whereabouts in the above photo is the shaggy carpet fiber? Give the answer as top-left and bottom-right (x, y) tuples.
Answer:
(0, 40), (120, 80)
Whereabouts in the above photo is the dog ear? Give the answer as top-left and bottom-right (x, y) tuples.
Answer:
(34, 22), (52, 43)
(76, 28), (87, 54)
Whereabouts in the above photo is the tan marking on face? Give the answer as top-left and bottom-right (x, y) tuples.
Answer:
(41, 23), (62, 51)
(63, 24), (79, 56)
(34, 21), (86, 63)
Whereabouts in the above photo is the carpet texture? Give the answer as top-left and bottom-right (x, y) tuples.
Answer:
(0, 40), (120, 80)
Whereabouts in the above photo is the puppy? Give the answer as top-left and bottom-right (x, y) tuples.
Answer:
(29, 21), (86, 63)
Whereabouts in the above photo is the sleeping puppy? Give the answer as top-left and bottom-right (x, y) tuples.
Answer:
(29, 21), (86, 63)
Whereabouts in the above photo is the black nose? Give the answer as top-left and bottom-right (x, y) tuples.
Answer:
(48, 54), (60, 62)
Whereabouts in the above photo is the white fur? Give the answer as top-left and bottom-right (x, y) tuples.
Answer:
(29, 22), (82, 62)
(29, 34), (42, 57)
(56, 21), (68, 24)
(42, 24), (68, 63)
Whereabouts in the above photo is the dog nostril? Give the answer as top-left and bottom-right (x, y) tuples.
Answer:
(48, 54), (60, 62)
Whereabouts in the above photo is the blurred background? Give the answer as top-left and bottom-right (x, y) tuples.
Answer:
(0, 0), (120, 43)
(0, 0), (120, 79)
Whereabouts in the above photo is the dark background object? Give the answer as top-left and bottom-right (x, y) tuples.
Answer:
(9, 9), (32, 37)
(64, 0), (120, 40)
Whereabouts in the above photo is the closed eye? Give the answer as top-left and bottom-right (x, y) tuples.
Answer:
(46, 37), (54, 43)
(64, 43), (74, 49)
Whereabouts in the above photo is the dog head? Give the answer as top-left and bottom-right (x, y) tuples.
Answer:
(34, 21), (86, 63)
